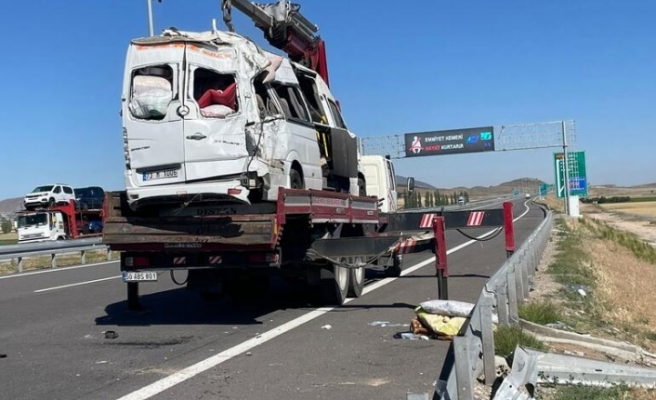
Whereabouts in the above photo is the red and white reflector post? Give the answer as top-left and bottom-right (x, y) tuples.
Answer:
(503, 201), (515, 257)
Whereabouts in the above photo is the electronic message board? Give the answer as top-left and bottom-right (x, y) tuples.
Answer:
(404, 126), (495, 158)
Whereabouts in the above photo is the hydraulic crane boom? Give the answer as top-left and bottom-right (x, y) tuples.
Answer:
(221, 0), (331, 87)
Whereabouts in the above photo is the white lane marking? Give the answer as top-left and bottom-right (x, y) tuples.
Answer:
(116, 200), (534, 400)
(33, 276), (121, 293)
(0, 261), (118, 280)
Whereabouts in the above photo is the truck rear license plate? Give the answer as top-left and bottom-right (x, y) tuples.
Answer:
(122, 271), (158, 282)
(143, 169), (178, 181)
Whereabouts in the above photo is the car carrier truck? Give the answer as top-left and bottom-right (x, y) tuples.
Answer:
(103, 0), (434, 308)
(17, 200), (103, 243)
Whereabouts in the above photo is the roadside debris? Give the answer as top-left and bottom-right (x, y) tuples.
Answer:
(395, 333), (430, 341)
(545, 321), (575, 331)
(368, 321), (407, 327)
(419, 299), (499, 324)
(414, 306), (467, 338)
(564, 283), (589, 297)
(103, 331), (119, 339)
(0, 354), (6, 358)
(321, 324), (332, 330)
(395, 299), (499, 340)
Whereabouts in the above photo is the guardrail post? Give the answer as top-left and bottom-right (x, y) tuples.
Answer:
(81, 250), (87, 265)
(453, 336), (474, 400)
(520, 251), (530, 299)
(497, 285), (509, 325)
(479, 293), (496, 385)
(515, 260), (525, 303)
(51, 253), (57, 269)
(107, 250), (113, 261)
(532, 242), (539, 274)
(507, 266), (519, 322)
(17, 257), (23, 273)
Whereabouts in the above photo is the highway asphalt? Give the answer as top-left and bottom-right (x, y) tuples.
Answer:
(0, 199), (546, 400)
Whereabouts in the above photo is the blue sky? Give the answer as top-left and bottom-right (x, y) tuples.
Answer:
(1, 0), (654, 199)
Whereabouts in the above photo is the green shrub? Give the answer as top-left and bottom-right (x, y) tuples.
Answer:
(519, 301), (562, 325)
(494, 325), (546, 357)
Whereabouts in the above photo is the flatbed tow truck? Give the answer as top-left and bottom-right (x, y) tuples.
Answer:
(102, 0), (516, 310)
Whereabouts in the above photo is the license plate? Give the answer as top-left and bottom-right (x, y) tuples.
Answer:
(143, 169), (178, 181)
(122, 271), (158, 282)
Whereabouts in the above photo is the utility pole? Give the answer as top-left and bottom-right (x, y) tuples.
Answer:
(561, 120), (570, 215)
(146, 0), (162, 36)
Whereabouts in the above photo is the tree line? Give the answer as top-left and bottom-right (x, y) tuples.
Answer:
(1, 218), (12, 234)
(401, 190), (470, 209)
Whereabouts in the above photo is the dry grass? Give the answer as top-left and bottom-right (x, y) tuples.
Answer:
(546, 216), (656, 350)
(0, 250), (112, 275)
(0, 232), (17, 240)
(584, 238), (656, 342)
(0, 231), (18, 245)
(589, 186), (656, 198)
(541, 194), (565, 213)
(600, 201), (656, 218)
(544, 384), (656, 400)
(528, 215), (656, 399)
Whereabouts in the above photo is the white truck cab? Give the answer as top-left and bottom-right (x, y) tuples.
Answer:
(359, 155), (398, 213)
(17, 211), (67, 243)
(121, 28), (360, 210)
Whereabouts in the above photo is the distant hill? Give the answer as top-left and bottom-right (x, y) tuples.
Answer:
(394, 177), (546, 199)
(395, 175), (436, 190)
(0, 197), (22, 216)
(630, 183), (656, 189)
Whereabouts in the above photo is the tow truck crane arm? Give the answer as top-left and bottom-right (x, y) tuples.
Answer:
(221, 0), (331, 87)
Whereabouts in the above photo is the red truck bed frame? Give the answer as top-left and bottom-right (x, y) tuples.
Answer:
(102, 187), (380, 252)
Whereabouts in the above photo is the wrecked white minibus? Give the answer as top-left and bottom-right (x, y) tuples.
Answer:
(121, 28), (360, 210)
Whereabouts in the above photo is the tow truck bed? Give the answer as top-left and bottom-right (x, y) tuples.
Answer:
(102, 187), (381, 251)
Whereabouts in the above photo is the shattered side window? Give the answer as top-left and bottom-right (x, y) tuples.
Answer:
(296, 74), (325, 123)
(254, 76), (281, 118)
(271, 83), (311, 123)
(129, 65), (174, 121)
(327, 99), (347, 130)
(193, 68), (238, 119)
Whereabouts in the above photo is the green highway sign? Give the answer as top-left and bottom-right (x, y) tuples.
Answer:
(539, 183), (550, 196)
(554, 151), (588, 199)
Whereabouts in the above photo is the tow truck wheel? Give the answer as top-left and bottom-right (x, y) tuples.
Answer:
(290, 168), (304, 189)
(347, 256), (365, 298)
(320, 259), (350, 305)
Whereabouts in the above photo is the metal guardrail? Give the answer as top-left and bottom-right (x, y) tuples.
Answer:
(0, 238), (111, 274)
(398, 194), (516, 214)
(0, 237), (103, 256)
(435, 201), (554, 400)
